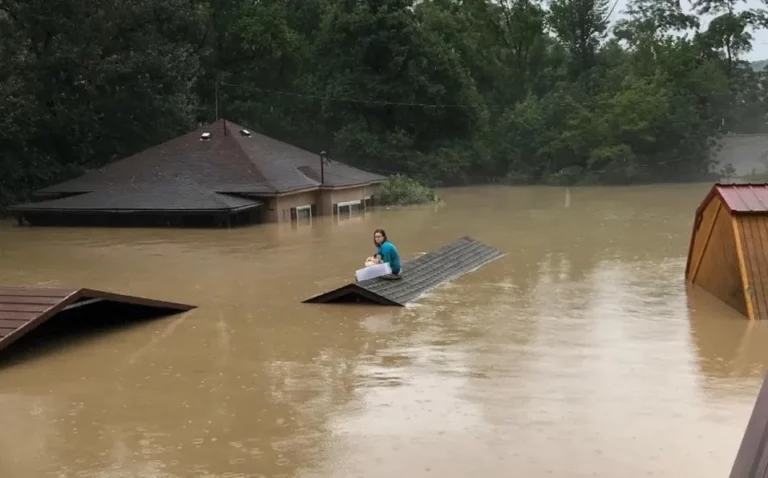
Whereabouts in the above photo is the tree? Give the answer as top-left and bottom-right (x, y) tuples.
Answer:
(2, 0), (767, 208)
(0, 0), (202, 204)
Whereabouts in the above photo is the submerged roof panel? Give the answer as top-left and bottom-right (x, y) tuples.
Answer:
(303, 237), (505, 306)
(0, 286), (195, 354)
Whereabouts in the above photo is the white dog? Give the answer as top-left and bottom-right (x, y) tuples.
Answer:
(364, 255), (381, 267)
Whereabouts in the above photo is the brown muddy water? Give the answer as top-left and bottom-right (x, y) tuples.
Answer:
(1, 183), (767, 478)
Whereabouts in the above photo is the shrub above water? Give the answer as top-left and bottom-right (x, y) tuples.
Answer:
(378, 174), (439, 206)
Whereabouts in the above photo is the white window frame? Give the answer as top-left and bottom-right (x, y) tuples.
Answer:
(294, 204), (313, 226)
(336, 199), (364, 220)
(336, 200), (362, 220)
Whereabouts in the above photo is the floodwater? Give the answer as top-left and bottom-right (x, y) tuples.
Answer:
(1, 183), (767, 478)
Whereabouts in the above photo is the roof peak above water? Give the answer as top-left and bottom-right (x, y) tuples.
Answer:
(33, 119), (385, 198)
(704, 183), (768, 214)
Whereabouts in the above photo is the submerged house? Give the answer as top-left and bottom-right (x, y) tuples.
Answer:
(10, 119), (385, 227)
(685, 183), (768, 320)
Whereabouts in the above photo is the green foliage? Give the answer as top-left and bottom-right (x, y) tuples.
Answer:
(0, 0), (201, 207)
(378, 174), (440, 206)
(3, 0), (768, 209)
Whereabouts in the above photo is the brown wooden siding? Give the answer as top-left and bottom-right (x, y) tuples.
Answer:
(687, 196), (722, 280)
(735, 216), (768, 320)
(689, 197), (748, 316)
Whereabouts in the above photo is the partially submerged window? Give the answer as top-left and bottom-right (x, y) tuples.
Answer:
(290, 204), (314, 227)
(336, 200), (362, 221)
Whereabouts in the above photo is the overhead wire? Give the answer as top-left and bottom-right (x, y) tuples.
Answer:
(219, 81), (492, 109)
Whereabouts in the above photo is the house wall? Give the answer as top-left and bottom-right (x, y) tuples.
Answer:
(271, 191), (319, 224)
(688, 196), (748, 317)
(263, 183), (383, 223)
(319, 184), (381, 215)
(687, 197), (722, 281)
(263, 199), (279, 223)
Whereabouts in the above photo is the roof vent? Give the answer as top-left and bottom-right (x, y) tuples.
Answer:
(201, 132), (211, 141)
(240, 129), (251, 137)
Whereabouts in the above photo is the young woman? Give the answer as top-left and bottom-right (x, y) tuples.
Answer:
(372, 228), (401, 278)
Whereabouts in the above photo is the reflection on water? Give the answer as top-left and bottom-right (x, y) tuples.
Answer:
(0, 183), (765, 477)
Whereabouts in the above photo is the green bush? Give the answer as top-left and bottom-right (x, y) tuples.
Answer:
(378, 174), (440, 206)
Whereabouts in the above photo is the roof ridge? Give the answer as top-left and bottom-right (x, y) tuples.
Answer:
(29, 118), (383, 199)
(224, 120), (280, 192)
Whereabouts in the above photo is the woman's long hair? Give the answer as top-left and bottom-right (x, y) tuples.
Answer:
(373, 228), (388, 247)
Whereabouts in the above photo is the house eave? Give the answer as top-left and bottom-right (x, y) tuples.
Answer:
(9, 204), (262, 215)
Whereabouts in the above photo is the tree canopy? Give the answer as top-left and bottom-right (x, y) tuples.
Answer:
(2, 0), (767, 207)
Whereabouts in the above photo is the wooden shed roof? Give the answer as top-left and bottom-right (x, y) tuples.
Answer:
(697, 183), (768, 217)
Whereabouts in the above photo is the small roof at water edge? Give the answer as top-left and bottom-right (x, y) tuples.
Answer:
(696, 183), (768, 217)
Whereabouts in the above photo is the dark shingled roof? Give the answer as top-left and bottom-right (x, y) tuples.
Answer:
(35, 119), (385, 196)
(10, 180), (260, 213)
(303, 237), (506, 306)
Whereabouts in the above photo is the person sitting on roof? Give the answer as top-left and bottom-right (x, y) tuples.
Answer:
(373, 228), (402, 279)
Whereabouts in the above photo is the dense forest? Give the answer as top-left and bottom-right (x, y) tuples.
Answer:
(2, 0), (768, 208)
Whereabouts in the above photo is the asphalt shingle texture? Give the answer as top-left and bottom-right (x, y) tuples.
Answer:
(12, 180), (260, 211)
(35, 119), (384, 197)
(303, 237), (505, 306)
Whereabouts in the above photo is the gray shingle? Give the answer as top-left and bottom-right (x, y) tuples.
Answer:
(34, 119), (385, 198)
(226, 120), (385, 190)
(303, 237), (506, 306)
(11, 180), (260, 212)
(37, 122), (274, 195)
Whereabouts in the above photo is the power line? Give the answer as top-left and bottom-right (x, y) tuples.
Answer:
(219, 81), (490, 108)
